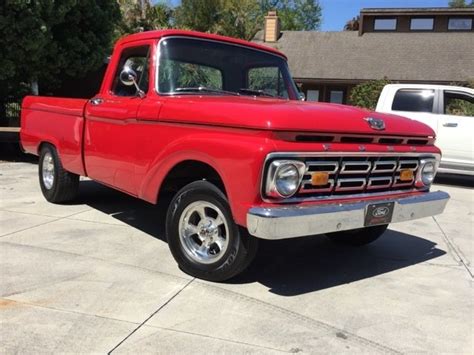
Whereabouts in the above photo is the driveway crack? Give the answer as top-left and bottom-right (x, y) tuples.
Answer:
(433, 216), (472, 278)
(107, 278), (195, 354)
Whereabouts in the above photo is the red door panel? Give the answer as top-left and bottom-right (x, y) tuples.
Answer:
(84, 96), (142, 194)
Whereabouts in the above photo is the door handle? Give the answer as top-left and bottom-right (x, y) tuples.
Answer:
(90, 98), (104, 106)
(442, 122), (458, 128)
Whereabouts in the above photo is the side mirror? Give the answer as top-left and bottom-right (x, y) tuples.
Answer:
(119, 67), (145, 97)
(120, 67), (138, 86)
(297, 92), (306, 101)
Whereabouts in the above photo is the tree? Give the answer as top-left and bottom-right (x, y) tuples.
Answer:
(117, 0), (173, 35)
(174, 0), (322, 40)
(0, 1), (121, 96)
(448, 0), (474, 7)
(348, 78), (392, 110)
(344, 16), (360, 31)
(265, 0), (322, 31)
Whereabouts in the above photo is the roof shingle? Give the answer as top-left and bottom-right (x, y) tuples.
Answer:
(253, 31), (474, 82)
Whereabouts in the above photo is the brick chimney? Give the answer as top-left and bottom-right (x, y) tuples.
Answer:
(264, 11), (281, 42)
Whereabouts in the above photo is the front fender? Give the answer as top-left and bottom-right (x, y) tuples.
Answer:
(138, 127), (275, 226)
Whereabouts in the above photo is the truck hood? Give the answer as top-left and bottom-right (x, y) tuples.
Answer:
(159, 96), (434, 137)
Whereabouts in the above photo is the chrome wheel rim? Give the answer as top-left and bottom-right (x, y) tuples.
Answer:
(178, 201), (229, 264)
(42, 152), (55, 190)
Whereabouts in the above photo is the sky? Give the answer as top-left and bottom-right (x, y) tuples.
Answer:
(159, 0), (453, 32)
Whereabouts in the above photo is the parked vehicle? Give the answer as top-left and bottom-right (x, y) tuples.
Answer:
(21, 30), (450, 281)
(376, 84), (474, 176)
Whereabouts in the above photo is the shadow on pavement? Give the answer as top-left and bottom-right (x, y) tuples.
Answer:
(434, 173), (473, 189)
(231, 231), (445, 296)
(79, 180), (446, 296)
(0, 143), (37, 163)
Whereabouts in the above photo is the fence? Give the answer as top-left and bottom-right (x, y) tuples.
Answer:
(1, 100), (21, 128)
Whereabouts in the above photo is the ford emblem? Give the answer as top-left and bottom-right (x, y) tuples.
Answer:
(372, 206), (389, 218)
(364, 117), (385, 131)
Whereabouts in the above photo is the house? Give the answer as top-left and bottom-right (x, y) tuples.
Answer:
(253, 8), (474, 104)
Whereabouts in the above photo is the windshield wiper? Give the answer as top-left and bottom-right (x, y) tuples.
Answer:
(238, 88), (276, 98)
(174, 86), (239, 96)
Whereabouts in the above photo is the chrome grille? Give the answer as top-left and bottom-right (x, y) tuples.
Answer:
(299, 156), (421, 197)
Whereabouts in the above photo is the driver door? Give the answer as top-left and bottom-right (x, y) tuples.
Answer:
(84, 43), (151, 194)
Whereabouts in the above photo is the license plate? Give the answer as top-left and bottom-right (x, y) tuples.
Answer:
(364, 202), (394, 227)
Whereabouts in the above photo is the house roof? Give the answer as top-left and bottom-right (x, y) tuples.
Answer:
(253, 31), (474, 83)
(360, 7), (474, 14)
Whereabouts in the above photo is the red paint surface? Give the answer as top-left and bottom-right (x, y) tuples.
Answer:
(21, 30), (440, 227)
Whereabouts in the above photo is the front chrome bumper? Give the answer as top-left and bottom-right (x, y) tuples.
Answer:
(247, 191), (450, 240)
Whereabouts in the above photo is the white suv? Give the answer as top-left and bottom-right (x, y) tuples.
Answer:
(377, 84), (474, 176)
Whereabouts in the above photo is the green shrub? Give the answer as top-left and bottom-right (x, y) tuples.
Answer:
(348, 78), (392, 110)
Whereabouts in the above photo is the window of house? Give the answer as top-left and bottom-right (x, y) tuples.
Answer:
(306, 90), (320, 102)
(374, 18), (397, 31)
(392, 89), (435, 113)
(410, 18), (434, 31)
(444, 91), (474, 117)
(448, 18), (473, 30)
(112, 46), (150, 96)
(330, 90), (344, 104)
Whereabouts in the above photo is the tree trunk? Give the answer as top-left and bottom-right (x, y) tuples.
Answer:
(31, 80), (39, 95)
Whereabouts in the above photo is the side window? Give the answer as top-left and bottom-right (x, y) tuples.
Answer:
(112, 46), (150, 96)
(444, 91), (474, 117)
(392, 89), (435, 113)
(158, 59), (223, 92)
(247, 66), (289, 99)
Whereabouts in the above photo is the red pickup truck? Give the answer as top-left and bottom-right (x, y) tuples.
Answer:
(21, 30), (449, 281)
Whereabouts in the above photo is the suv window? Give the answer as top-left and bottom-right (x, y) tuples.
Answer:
(392, 89), (435, 113)
(444, 91), (474, 117)
(112, 46), (150, 96)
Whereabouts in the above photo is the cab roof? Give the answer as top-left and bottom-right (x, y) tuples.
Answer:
(116, 29), (287, 60)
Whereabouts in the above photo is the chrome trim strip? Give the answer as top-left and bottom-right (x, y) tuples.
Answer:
(305, 161), (339, 173)
(372, 160), (397, 173)
(300, 179), (335, 193)
(340, 161), (371, 174)
(335, 178), (367, 192)
(367, 176), (393, 189)
(397, 160), (419, 171)
(247, 191), (450, 240)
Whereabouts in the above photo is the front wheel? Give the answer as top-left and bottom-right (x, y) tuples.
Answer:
(166, 181), (258, 282)
(326, 225), (388, 246)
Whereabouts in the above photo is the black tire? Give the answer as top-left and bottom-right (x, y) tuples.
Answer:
(166, 180), (258, 282)
(326, 225), (388, 246)
(39, 144), (79, 203)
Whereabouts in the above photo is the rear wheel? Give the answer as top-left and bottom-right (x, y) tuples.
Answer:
(326, 225), (388, 246)
(166, 181), (258, 282)
(39, 144), (79, 203)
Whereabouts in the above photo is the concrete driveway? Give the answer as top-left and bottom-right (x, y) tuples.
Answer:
(1, 161), (472, 354)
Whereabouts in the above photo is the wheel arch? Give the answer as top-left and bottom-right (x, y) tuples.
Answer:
(155, 159), (228, 202)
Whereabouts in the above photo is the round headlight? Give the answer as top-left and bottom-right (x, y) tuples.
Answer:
(275, 163), (300, 197)
(421, 161), (436, 185)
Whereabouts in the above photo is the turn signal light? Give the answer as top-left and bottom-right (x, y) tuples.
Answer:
(400, 169), (414, 181)
(312, 172), (329, 186)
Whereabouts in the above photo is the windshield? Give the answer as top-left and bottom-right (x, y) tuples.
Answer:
(157, 37), (298, 100)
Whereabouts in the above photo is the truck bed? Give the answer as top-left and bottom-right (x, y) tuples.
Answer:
(21, 96), (89, 176)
